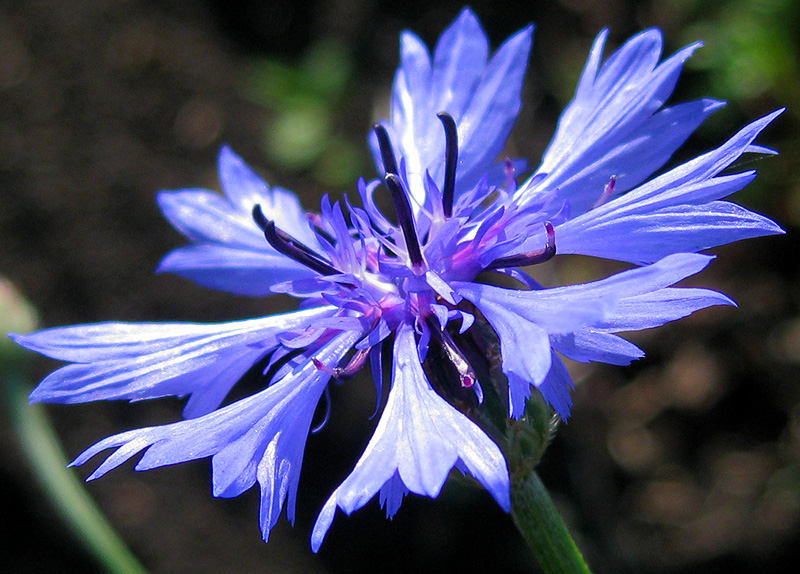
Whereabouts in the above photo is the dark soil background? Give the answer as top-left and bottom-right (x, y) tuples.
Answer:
(1, 0), (799, 573)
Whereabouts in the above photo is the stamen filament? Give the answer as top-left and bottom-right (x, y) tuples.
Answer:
(306, 212), (336, 245)
(313, 347), (371, 381)
(437, 112), (458, 218)
(252, 204), (340, 276)
(486, 221), (556, 270)
(590, 175), (617, 210)
(427, 317), (479, 393)
(384, 173), (424, 268)
(373, 124), (398, 176)
(504, 157), (517, 192)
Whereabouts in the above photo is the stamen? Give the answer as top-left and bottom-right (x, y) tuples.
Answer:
(373, 124), (398, 176)
(306, 212), (335, 245)
(590, 175), (616, 210)
(485, 221), (556, 270)
(384, 173), (424, 268)
(428, 319), (478, 390)
(504, 157), (516, 192)
(252, 204), (340, 276)
(312, 348), (370, 381)
(437, 112), (458, 218)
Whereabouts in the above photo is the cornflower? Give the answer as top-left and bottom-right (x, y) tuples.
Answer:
(11, 8), (782, 551)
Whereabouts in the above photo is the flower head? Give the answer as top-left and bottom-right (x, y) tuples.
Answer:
(11, 8), (782, 550)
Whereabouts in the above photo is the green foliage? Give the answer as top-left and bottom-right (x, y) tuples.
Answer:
(244, 41), (367, 188)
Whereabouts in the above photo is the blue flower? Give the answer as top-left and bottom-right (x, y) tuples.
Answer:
(11, 8), (782, 550)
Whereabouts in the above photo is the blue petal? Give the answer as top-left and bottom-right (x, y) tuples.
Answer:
(395, 31), (432, 137)
(430, 9), (489, 124)
(71, 330), (359, 542)
(541, 256), (730, 354)
(518, 29), (716, 213)
(455, 282), (599, 418)
(536, 353), (575, 420)
(217, 146), (321, 247)
(14, 306), (335, 413)
(310, 322), (509, 552)
(558, 200), (785, 264)
(454, 22), (533, 193)
(552, 111), (785, 263)
(157, 147), (322, 295)
(455, 254), (727, 417)
(507, 370), (536, 420)
(553, 331), (645, 367)
(552, 284), (734, 367)
(157, 243), (316, 297)
(541, 253), (718, 301)
(525, 99), (723, 212)
(596, 286), (734, 331)
(158, 188), (265, 250)
(379, 9), (532, 204)
(559, 201), (783, 264)
(455, 281), (611, 335)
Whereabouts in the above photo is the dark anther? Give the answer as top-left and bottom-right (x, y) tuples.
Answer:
(437, 112), (458, 218)
(485, 221), (556, 270)
(252, 204), (340, 276)
(384, 173), (424, 268)
(373, 124), (398, 176)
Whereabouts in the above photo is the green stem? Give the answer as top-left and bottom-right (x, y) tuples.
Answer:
(3, 369), (149, 574)
(510, 470), (592, 574)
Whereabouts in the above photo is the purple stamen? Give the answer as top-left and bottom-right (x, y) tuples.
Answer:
(373, 124), (398, 176)
(437, 112), (458, 218)
(312, 347), (371, 381)
(503, 157), (516, 192)
(306, 212), (336, 245)
(384, 173), (424, 268)
(252, 204), (340, 276)
(590, 175), (617, 210)
(485, 221), (556, 270)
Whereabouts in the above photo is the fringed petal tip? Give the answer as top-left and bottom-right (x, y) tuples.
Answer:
(306, 323), (511, 552)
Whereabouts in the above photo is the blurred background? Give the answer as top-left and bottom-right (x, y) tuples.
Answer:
(1, 0), (798, 572)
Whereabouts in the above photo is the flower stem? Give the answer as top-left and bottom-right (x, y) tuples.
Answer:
(510, 470), (592, 574)
(3, 368), (149, 574)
